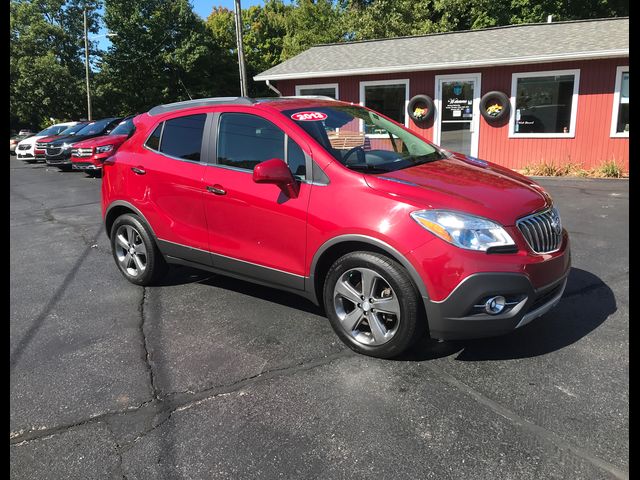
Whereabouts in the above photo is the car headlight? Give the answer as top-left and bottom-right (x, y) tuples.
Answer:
(96, 144), (113, 154)
(62, 143), (72, 150)
(410, 210), (515, 251)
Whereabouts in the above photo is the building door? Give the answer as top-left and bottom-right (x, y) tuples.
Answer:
(434, 73), (481, 157)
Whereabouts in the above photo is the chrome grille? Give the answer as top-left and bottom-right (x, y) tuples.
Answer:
(35, 142), (47, 149)
(18, 144), (30, 150)
(517, 208), (562, 254)
(72, 147), (93, 157)
(46, 147), (62, 156)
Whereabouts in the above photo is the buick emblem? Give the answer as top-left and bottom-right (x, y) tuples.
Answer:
(550, 210), (562, 235)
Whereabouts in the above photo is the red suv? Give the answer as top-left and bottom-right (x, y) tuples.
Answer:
(71, 116), (136, 176)
(102, 97), (570, 358)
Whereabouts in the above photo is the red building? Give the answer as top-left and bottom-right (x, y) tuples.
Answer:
(255, 17), (629, 172)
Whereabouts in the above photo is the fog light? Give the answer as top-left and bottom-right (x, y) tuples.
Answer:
(484, 296), (506, 315)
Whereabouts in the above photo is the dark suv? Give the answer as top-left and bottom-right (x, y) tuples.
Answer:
(102, 97), (570, 358)
(45, 117), (122, 170)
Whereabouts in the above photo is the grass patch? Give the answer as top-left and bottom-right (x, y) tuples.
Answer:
(520, 160), (627, 178)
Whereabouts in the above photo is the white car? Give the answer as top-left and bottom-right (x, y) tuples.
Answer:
(15, 122), (79, 162)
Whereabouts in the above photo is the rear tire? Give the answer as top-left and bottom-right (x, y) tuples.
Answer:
(323, 251), (425, 358)
(110, 213), (167, 286)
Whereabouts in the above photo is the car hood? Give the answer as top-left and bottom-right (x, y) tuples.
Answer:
(49, 133), (108, 147)
(363, 151), (550, 226)
(37, 134), (71, 145)
(72, 134), (128, 149)
(17, 135), (45, 147)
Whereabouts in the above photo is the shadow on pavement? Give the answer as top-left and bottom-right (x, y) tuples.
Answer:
(155, 265), (324, 316)
(155, 266), (616, 362)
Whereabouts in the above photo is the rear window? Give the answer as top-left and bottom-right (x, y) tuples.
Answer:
(158, 114), (206, 161)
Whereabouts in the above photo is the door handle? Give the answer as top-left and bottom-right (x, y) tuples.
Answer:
(131, 166), (146, 175)
(206, 185), (226, 195)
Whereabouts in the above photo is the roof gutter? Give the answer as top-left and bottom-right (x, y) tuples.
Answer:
(265, 79), (282, 97)
(254, 49), (629, 81)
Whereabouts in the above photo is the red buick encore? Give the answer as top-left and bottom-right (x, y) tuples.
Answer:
(102, 97), (570, 358)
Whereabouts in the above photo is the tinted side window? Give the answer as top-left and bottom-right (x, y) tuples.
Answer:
(145, 123), (163, 151)
(160, 114), (206, 161)
(217, 114), (284, 171)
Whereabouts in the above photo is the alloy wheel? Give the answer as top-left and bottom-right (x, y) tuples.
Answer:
(114, 225), (147, 277)
(332, 267), (401, 346)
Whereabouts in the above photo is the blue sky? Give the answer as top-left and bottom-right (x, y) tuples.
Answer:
(95, 0), (270, 51)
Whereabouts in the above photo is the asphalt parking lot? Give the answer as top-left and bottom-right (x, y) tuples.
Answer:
(10, 156), (628, 479)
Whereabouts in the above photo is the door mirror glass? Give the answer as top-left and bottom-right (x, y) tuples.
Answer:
(253, 158), (299, 198)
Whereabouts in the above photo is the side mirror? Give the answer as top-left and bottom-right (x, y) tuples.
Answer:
(253, 158), (299, 198)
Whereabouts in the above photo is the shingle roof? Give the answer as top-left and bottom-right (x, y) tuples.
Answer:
(255, 17), (629, 81)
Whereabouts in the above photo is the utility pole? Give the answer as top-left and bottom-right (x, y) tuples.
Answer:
(233, 0), (248, 97)
(83, 7), (92, 120)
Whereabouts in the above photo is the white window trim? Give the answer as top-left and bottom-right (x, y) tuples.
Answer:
(610, 66), (629, 138)
(509, 68), (580, 139)
(295, 83), (339, 99)
(359, 79), (410, 138)
(433, 72), (482, 157)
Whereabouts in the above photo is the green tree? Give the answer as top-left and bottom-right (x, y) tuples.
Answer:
(281, 0), (347, 59)
(10, 0), (101, 130)
(95, 0), (238, 115)
(206, 1), (291, 97)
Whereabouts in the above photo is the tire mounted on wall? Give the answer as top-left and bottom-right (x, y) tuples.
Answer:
(479, 91), (510, 122)
(407, 94), (435, 123)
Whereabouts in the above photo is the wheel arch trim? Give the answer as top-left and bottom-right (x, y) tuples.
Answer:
(308, 234), (430, 302)
(104, 201), (157, 239)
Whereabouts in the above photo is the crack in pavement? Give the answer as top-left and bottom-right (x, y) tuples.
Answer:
(103, 421), (128, 480)
(139, 287), (159, 400)
(426, 362), (629, 480)
(9, 349), (353, 447)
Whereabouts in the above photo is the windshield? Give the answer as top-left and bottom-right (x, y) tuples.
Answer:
(283, 105), (446, 173)
(58, 123), (87, 136)
(38, 124), (69, 136)
(109, 117), (134, 136)
(75, 118), (116, 136)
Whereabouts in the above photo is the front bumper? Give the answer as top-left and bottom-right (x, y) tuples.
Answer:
(72, 162), (102, 170)
(45, 152), (72, 165)
(17, 152), (36, 161)
(418, 234), (571, 341)
(71, 153), (108, 170)
(424, 270), (569, 340)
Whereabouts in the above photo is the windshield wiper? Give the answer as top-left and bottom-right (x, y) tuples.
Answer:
(408, 152), (445, 165)
(347, 164), (390, 173)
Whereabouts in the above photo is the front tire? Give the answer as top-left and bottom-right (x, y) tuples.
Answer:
(110, 213), (167, 286)
(323, 251), (425, 358)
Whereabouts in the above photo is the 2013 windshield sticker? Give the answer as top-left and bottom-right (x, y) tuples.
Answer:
(291, 111), (327, 121)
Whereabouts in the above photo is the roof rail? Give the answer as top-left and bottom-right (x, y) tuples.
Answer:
(278, 95), (339, 101)
(148, 97), (255, 116)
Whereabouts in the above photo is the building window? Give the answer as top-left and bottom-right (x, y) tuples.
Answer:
(360, 79), (409, 135)
(510, 69), (580, 138)
(295, 83), (338, 99)
(611, 66), (629, 137)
